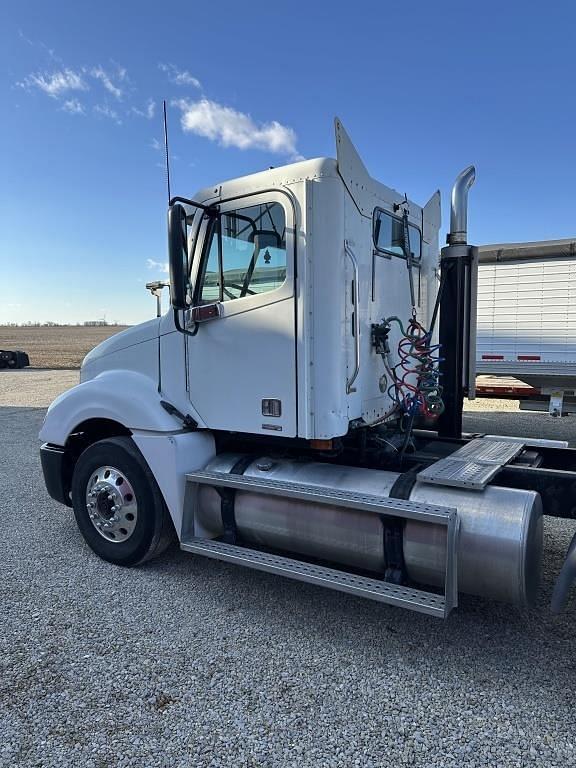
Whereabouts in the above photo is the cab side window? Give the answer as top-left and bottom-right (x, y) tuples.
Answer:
(198, 202), (287, 304)
(373, 208), (422, 261)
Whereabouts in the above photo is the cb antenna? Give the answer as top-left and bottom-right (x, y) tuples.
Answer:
(163, 99), (171, 204)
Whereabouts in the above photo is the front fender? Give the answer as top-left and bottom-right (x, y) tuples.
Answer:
(39, 370), (205, 446)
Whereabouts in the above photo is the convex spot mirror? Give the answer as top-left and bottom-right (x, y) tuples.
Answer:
(250, 230), (282, 255)
(167, 203), (189, 310)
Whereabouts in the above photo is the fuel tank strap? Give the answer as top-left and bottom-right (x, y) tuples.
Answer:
(388, 470), (419, 501)
(218, 455), (255, 544)
(383, 470), (419, 584)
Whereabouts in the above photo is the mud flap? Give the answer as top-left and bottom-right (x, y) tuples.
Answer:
(551, 531), (576, 613)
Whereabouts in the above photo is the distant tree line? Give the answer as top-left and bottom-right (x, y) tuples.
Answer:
(2, 320), (123, 327)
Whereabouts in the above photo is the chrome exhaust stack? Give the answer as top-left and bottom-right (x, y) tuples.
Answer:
(449, 165), (476, 245)
(437, 166), (479, 438)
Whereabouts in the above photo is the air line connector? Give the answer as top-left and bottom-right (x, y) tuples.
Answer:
(371, 320), (391, 356)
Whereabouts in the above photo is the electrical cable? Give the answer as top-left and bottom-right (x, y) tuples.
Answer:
(384, 315), (444, 421)
(372, 207), (446, 458)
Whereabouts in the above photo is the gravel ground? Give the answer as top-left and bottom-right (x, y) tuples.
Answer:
(1, 371), (576, 767)
(464, 395), (576, 447)
(0, 370), (79, 408)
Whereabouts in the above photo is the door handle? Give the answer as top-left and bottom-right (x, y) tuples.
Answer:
(345, 241), (360, 394)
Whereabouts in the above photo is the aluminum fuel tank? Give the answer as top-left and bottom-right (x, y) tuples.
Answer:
(195, 454), (543, 606)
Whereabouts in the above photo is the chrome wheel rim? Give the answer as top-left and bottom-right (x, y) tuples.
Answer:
(85, 465), (138, 543)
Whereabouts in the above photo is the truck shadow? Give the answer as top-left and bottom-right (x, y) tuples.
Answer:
(153, 525), (576, 683)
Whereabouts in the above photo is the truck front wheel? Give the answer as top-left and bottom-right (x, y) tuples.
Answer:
(71, 436), (175, 566)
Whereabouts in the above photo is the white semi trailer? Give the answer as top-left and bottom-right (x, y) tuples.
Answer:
(40, 120), (576, 618)
(476, 239), (576, 415)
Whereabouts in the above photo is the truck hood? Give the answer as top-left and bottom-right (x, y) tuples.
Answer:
(82, 319), (160, 369)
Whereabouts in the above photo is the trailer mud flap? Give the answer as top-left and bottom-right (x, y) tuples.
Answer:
(551, 531), (576, 613)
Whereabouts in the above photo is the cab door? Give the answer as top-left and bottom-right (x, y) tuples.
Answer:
(186, 192), (297, 436)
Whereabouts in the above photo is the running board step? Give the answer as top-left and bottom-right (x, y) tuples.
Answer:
(185, 470), (457, 524)
(183, 470), (459, 618)
(180, 537), (450, 618)
(417, 437), (525, 490)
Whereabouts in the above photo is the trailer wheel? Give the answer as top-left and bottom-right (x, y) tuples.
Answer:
(71, 436), (175, 566)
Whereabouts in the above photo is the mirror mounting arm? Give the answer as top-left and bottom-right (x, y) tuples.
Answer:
(169, 195), (214, 212)
(173, 308), (199, 337)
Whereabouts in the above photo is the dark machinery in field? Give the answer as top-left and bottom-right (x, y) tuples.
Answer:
(0, 349), (29, 369)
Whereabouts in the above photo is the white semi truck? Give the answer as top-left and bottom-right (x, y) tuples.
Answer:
(40, 120), (576, 618)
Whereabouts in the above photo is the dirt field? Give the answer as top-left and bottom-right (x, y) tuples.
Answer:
(0, 325), (130, 369)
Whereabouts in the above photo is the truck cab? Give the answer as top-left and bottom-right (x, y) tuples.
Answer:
(78, 120), (440, 441)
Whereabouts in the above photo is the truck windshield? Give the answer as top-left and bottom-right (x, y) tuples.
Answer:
(373, 208), (421, 261)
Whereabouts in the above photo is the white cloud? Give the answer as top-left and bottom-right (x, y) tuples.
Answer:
(62, 98), (85, 115)
(147, 259), (169, 273)
(150, 137), (178, 164)
(18, 30), (62, 63)
(94, 104), (122, 124)
(132, 99), (156, 119)
(19, 68), (87, 98)
(173, 98), (299, 157)
(159, 63), (201, 89)
(18, 29), (35, 47)
(90, 66), (125, 100)
(16, 61), (303, 162)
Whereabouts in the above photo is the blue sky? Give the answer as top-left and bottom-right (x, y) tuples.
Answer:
(2, 1), (575, 324)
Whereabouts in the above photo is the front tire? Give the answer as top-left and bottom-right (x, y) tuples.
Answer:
(71, 436), (175, 566)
